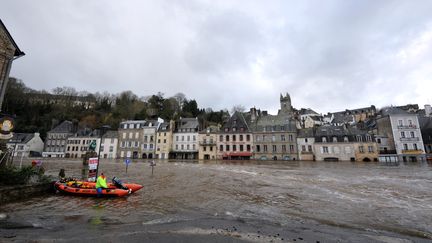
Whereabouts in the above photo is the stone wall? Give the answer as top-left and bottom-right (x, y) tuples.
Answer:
(0, 182), (54, 205)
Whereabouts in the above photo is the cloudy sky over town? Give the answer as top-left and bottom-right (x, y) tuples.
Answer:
(2, 0), (432, 114)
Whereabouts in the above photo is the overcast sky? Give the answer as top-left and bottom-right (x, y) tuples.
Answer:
(2, 0), (432, 114)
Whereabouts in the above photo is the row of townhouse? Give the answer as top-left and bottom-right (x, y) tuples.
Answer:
(34, 93), (432, 162)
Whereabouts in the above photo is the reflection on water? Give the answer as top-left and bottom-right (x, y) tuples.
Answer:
(2, 159), (432, 239)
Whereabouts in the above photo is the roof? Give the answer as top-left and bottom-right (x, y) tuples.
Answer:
(380, 107), (410, 116)
(332, 113), (354, 124)
(178, 117), (199, 130)
(297, 128), (315, 138)
(221, 112), (250, 132)
(299, 108), (319, 116)
(9, 133), (35, 144)
(103, 130), (118, 138)
(158, 122), (171, 132)
(49, 120), (74, 133)
(0, 19), (25, 57)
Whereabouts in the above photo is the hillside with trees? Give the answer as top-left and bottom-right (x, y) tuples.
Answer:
(3, 77), (229, 140)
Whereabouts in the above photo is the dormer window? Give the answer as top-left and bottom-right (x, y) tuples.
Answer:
(344, 136), (348, 142)
(332, 137), (337, 142)
(322, 137), (327, 142)
(232, 127), (236, 132)
(225, 128), (229, 132)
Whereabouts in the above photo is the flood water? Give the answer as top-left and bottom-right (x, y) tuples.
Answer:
(1, 159), (432, 242)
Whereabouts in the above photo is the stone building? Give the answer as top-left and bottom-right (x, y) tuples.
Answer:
(297, 128), (315, 161)
(0, 19), (25, 111)
(198, 125), (219, 160)
(141, 119), (163, 159)
(117, 120), (146, 159)
(250, 93), (298, 160)
(217, 112), (253, 160)
(65, 134), (99, 159)
(43, 120), (76, 157)
(314, 125), (378, 162)
(172, 118), (199, 159)
(155, 120), (175, 160)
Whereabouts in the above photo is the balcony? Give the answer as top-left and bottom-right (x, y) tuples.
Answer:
(300, 151), (313, 154)
(379, 149), (397, 155)
(199, 141), (216, 146)
(400, 137), (419, 142)
(402, 149), (423, 154)
(397, 125), (417, 129)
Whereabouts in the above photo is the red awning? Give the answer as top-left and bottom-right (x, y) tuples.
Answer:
(228, 152), (252, 157)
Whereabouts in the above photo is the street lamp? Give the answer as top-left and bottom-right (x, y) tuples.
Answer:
(95, 125), (110, 179)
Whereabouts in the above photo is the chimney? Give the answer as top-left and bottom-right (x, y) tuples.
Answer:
(425, 104), (431, 117)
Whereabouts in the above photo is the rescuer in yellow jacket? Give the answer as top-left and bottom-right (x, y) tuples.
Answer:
(96, 173), (108, 196)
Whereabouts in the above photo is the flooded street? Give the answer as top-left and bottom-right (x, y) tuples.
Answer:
(1, 159), (432, 242)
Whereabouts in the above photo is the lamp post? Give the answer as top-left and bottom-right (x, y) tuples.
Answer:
(95, 125), (110, 179)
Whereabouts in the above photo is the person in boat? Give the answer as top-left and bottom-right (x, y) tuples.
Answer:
(96, 173), (108, 196)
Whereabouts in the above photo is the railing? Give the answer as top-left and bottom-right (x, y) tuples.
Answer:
(379, 150), (397, 154)
(199, 141), (216, 146)
(400, 137), (419, 142)
(402, 149), (423, 154)
(300, 151), (313, 154)
(397, 125), (417, 129)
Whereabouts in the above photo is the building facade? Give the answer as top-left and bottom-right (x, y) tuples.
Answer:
(172, 118), (199, 159)
(217, 112), (253, 160)
(155, 121), (175, 159)
(250, 94), (298, 160)
(118, 120), (146, 159)
(7, 132), (44, 157)
(198, 126), (219, 160)
(297, 128), (315, 161)
(43, 120), (76, 157)
(142, 119), (163, 159)
(377, 107), (426, 162)
(100, 131), (118, 159)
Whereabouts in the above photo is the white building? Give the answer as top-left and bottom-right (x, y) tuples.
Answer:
(377, 107), (426, 162)
(297, 128), (315, 161)
(142, 118), (163, 159)
(172, 118), (199, 159)
(7, 132), (44, 157)
(100, 131), (118, 159)
(66, 135), (100, 158)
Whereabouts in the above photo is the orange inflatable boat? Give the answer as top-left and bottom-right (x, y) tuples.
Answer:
(54, 181), (131, 197)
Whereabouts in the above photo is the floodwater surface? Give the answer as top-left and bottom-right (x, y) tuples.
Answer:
(1, 159), (431, 242)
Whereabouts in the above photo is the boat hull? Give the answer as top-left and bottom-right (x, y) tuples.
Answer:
(54, 181), (131, 197)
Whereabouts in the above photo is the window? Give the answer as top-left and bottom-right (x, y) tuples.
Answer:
(176, 136), (179, 141)
(366, 135), (372, 142)
(401, 132), (405, 138)
(272, 135), (276, 142)
(403, 144), (408, 150)
(187, 144), (190, 150)
(240, 145), (244, 151)
(150, 144), (153, 149)
(377, 138), (381, 144)
(135, 141), (139, 147)
(129, 132), (133, 139)
(219, 135), (223, 142)
(305, 138), (308, 143)
(226, 135), (229, 142)
(410, 131), (415, 138)
(240, 135), (243, 141)
(272, 145), (277, 152)
(263, 135), (266, 141)
(308, 145), (312, 152)
(413, 143), (418, 150)
(181, 144), (184, 150)
(226, 145), (230, 151)
(143, 144), (147, 149)
(135, 132), (139, 139)
(220, 145), (223, 151)
(246, 135), (250, 141)
(332, 137), (337, 142)
(247, 145), (251, 151)
(281, 135), (285, 141)
(233, 145), (236, 151)
(408, 120), (413, 126)
(193, 144), (195, 150)
(193, 136), (196, 141)
(263, 145), (268, 152)
(182, 136), (184, 141)
(109, 146), (113, 152)
(232, 127), (236, 132)
(288, 135), (293, 141)
(210, 146), (213, 151)
(398, 120), (403, 126)
(282, 145), (286, 152)
(359, 146), (364, 153)
(289, 145), (294, 153)
(176, 144), (178, 150)
(333, 147), (340, 154)
(302, 145), (306, 151)
(163, 139), (166, 143)
(323, 146), (329, 153)
(233, 135), (236, 141)
(322, 137), (327, 142)
(368, 146), (373, 153)
(187, 135), (190, 141)
(158, 139), (161, 143)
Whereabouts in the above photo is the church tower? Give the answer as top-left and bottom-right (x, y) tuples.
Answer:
(280, 93), (292, 114)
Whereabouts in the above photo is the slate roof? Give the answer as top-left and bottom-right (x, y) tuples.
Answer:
(49, 120), (74, 133)
(178, 118), (199, 130)
(221, 112), (251, 132)
(103, 130), (118, 139)
(298, 108), (319, 116)
(9, 133), (35, 144)
(158, 122), (171, 132)
(332, 113), (354, 124)
(380, 107), (410, 116)
(0, 19), (25, 57)
(297, 128), (315, 138)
